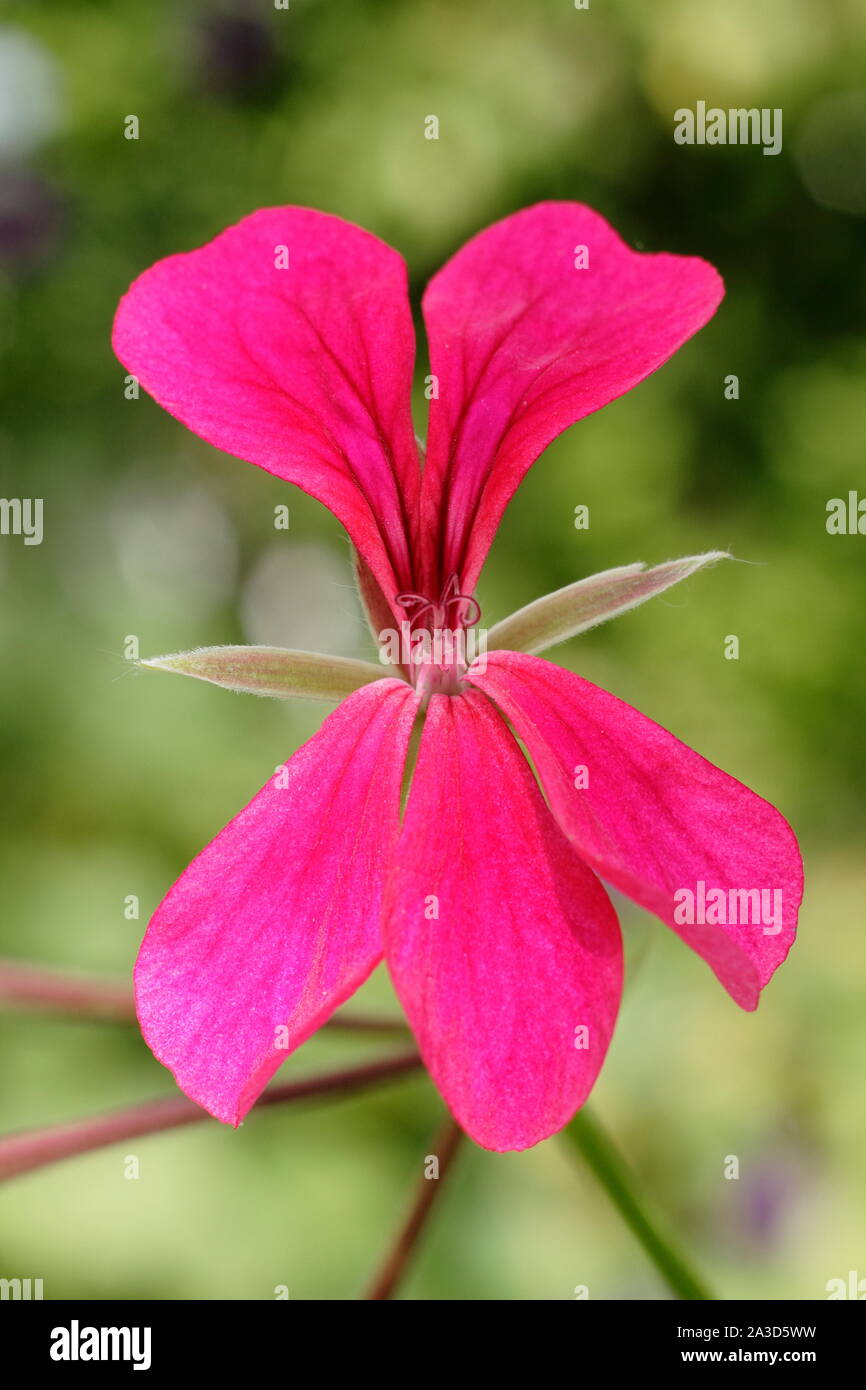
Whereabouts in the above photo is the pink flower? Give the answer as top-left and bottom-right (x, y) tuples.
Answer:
(112, 204), (803, 1152)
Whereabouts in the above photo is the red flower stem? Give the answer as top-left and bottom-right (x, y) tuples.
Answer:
(0, 961), (134, 1021)
(0, 959), (406, 1032)
(323, 1012), (408, 1034)
(0, 1050), (422, 1184)
(363, 1114), (465, 1300)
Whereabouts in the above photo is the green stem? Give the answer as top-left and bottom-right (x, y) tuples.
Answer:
(564, 1108), (714, 1300)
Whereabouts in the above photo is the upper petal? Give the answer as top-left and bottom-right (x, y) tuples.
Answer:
(468, 652), (803, 1011)
(383, 689), (622, 1152)
(419, 202), (724, 594)
(113, 207), (421, 615)
(135, 678), (419, 1124)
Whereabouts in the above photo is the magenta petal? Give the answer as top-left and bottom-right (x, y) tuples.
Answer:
(469, 653), (803, 1011)
(135, 679), (419, 1124)
(419, 202), (724, 593)
(384, 690), (622, 1152)
(113, 207), (420, 613)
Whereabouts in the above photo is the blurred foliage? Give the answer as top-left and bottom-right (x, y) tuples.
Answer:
(1, 0), (865, 1300)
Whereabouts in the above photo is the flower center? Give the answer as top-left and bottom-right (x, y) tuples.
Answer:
(394, 575), (483, 698)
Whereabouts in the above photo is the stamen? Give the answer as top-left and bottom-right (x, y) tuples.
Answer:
(393, 576), (481, 696)
(395, 575), (482, 631)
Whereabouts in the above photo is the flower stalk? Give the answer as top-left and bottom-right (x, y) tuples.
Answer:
(364, 1114), (465, 1300)
(0, 1050), (422, 1184)
(0, 959), (407, 1033)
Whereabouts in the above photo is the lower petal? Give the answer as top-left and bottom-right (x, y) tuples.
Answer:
(135, 678), (419, 1123)
(468, 652), (803, 1010)
(384, 690), (622, 1152)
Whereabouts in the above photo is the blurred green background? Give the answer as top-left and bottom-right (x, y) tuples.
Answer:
(1, 0), (865, 1300)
